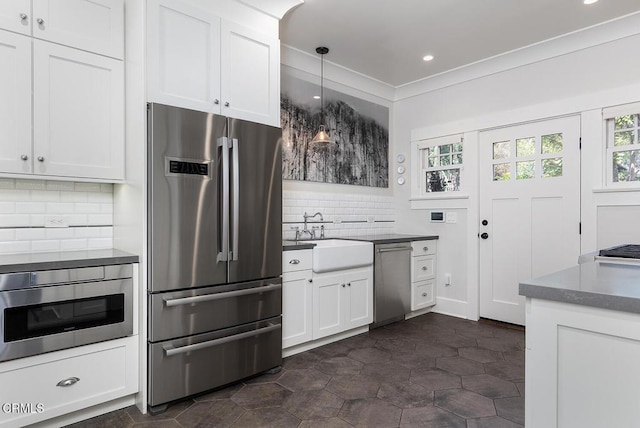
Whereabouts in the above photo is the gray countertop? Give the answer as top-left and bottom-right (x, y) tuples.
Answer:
(519, 260), (640, 314)
(283, 234), (438, 251)
(0, 248), (139, 274)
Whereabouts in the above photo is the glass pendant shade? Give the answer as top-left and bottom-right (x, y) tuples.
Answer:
(310, 125), (333, 144)
(311, 46), (335, 146)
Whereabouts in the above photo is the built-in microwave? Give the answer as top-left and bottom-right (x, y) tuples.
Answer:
(0, 264), (133, 362)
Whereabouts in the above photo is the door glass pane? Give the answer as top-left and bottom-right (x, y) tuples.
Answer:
(542, 158), (563, 178)
(516, 161), (535, 179)
(614, 115), (634, 130)
(614, 131), (634, 147)
(516, 137), (535, 157)
(612, 150), (640, 182)
(493, 163), (510, 181)
(493, 141), (510, 160)
(542, 133), (563, 154)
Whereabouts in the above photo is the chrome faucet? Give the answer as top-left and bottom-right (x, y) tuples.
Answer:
(301, 211), (323, 239)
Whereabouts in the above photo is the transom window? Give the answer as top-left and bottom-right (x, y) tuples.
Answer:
(491, 133), (564, 181)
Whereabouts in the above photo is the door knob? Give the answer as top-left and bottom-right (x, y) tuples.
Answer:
(481, 232), (489, 239)
(482, 219), (488, 226)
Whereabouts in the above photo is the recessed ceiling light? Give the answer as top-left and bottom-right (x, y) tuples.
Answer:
(583, 0), (598, 4)
(313, 95), (321, 99)
(423, 55), (434, 62)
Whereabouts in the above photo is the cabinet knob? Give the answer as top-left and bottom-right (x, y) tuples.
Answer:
(422, 292), (428, 297)
(36, 18), (44, 25)
(224, 102), (230, 107)
(214, 99), (220, 105)
(341, 283), (345, 288)
(20, 13), (28, 21)
(422, 266), (427, 271)
(423, 246), (428, 251)
(37, 156), (45, 162)
(20, 154), (28, 161)
(289, 259), (300, 265)
(308, 278), (312, 283)
(347, 282), (351, 287)
(56, 377), (80, 387)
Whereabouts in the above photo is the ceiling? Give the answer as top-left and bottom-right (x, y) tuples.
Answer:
(280, 0), (640, 87)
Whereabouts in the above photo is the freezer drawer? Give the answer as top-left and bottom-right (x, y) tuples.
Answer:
(149, 278), (282, 342)
(148, 317), (282, 407)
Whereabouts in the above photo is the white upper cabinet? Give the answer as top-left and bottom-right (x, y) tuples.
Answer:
(0, 0), (124, 59)
(33, 41), (124, 180)
(147, 0), (221, 113)
(0, 31), (32, 174)
(147, 0), (281, 126)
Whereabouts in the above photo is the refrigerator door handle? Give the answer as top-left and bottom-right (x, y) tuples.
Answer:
(217, 137), (230, 262)
(163, 283), (282, 307)
(230, 138), (240, 261)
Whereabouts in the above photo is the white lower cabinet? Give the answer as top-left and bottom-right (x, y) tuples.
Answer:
(282, 249), (373, 351)
(313, 267), (373, 339)
(0, 336), (138, 428)
(410, 240), (438, 311)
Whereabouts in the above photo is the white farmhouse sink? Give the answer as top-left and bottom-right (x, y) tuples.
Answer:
(300, 239), (373, 273)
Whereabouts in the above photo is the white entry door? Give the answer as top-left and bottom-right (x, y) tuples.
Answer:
(479, 116), (581, 325)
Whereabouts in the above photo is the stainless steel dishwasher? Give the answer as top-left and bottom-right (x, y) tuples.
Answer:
(372, 242), (412, 328)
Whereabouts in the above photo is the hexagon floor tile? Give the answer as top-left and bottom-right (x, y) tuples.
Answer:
(66, 313), (525, 428)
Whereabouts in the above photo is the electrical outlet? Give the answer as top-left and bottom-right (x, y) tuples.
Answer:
(444, 273), (452, 286)
(45, 216), (69, 228)
(367, 216), (375, 223)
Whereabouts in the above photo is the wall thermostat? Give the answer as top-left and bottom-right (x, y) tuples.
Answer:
(430, 211), (445, 222)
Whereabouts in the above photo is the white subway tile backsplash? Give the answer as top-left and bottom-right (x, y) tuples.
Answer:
(30, 190), (61, 202)
(16, 228), (46, 240)
(87, 214), (112, 226)
(16, 202), (46, 214)
(60, 239), (88, 251)
(15, 179), (46, 190)
(60, 191), (88, 202)
(74, 203), (101, 214)
(0, 179), (15, 189)
(74, 183), (101, 192)
(31, 240), (60, 252)
(0, 202), (15, 213)
(46, 202), (74, 213)
(46, 181), (75, 191)
(88, 238), (111, 249)
(0, 241), (31, 254)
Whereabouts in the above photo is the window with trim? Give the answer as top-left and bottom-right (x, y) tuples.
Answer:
(605, 108), (640, 186)
(416, 134), (463, 194)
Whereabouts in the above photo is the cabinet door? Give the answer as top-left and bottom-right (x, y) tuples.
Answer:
(147, 0), (221, 113)
(0, 0), (30, 35)
(33, 40), (124, 180)
(282, 271), (313, 348)
(0, 30), (32, 174)
(32, 0), (124, 59)
(313, 272), (345, 339)
(344, 269), (373, 330)
(221, 21), (280, 126)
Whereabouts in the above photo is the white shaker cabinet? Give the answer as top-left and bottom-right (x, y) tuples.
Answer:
(313, 267), (373, 340)
(410, 240), (437, 310)
(32, 41), (124, 180)
(0, 30), (31, 174)
(0, 0), (124, 59)
(147, 0), (280, 126)
(282, 250), (313, 348)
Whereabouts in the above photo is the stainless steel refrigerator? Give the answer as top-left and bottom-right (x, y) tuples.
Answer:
(146, 103), (283, 413)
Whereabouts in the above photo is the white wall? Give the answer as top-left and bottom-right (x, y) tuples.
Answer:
(394, 16), (640, 319)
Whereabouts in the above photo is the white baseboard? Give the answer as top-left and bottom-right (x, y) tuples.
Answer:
(432, 297), (469, 319)
(282, 326), (369, 358)
(31, 396), (136, 428)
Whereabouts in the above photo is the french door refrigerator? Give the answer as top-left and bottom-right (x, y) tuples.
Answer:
(147, 103), (283, 413)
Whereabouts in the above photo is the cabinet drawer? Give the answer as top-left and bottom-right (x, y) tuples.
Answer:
(413, 256), (435, 281)
(0, 337), (136, 427)
(412, 280), (435, 310)
(412, 240), (437, 257)
(283, 249), (312, 273)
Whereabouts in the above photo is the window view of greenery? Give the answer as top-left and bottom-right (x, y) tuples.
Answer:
(611, 114), (639, 183)
(492, 133), (563, 181)
(423, 142), (463, 192)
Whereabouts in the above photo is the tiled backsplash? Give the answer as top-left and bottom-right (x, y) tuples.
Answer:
(282, 190), (396, 240)
(0, 179), (113, 254)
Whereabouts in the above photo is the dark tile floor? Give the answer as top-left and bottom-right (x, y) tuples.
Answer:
(68, 313), (525, 427)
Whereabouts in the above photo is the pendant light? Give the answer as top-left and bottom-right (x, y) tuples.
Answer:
(310, 46), (335, 145)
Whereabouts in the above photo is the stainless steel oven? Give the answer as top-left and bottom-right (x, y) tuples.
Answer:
(0, 264), (133, 362)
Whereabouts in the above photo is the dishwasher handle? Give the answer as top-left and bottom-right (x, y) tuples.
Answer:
(376, 246), (412, 254)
